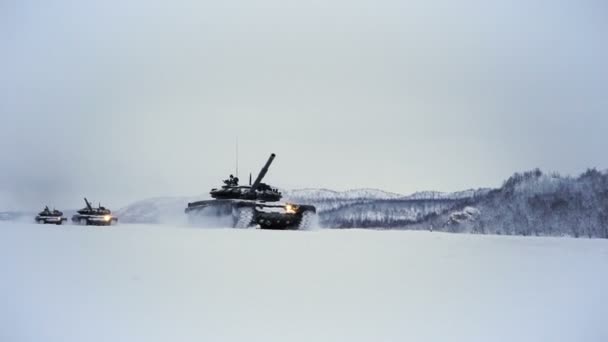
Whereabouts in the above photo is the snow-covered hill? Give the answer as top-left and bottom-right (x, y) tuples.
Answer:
(282, 188), (405, 212)
(416, 169), (608, 238)
(319, 198), (459, 228)
(1, 222), (606, 342)
(404, 189), (490, 200)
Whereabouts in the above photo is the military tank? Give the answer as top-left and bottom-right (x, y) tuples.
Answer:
(35, 206), (67, 225)
(185, 153), (316, 229)
(71, 198), (118, 226)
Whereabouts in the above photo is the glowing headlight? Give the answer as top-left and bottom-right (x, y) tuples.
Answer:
(104, 215), (112, 222)
(285, 204), (297, 214)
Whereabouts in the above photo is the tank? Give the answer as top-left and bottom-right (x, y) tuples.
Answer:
(35, 206), (67, 225)
(185, 153), (316, 229)
(71, 198), (118, 226)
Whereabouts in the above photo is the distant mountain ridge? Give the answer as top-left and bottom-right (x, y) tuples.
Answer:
(283, 188), (489, 202)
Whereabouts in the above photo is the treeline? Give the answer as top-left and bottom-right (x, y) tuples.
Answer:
(426, 169), (608, 238)
(318, 199), (459, 228)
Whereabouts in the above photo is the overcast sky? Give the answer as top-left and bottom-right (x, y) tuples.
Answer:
(1, 0), (607, 210)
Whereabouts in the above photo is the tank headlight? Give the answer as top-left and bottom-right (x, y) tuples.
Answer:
(104, 215), (112, 222)
(285, 204), (297, 214)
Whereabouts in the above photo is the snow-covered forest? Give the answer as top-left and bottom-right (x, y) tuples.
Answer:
(414, 169), (608, 238)
(286, 169), (608, 238)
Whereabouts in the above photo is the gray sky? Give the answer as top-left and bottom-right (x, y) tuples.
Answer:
(1, 0), (607, 210)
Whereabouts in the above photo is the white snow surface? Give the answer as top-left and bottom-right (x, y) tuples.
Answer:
(1, 222), (607, 342)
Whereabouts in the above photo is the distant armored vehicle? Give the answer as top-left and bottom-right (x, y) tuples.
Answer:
(71, 198), (118, 226)
(35, 206), (67, 225)
(185, 153), (316, 229)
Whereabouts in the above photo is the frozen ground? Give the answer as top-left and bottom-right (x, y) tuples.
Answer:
(1, 222), (607, 342)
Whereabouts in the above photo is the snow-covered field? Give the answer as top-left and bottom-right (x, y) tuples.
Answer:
(1, 222), (607, 342)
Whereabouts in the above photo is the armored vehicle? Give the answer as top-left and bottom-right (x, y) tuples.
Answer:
(185, 153), (316, 229)
(71, 198), (118, 226)
(35, 206), (67, 225)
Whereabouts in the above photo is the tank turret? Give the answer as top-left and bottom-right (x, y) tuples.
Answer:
(209, 153), (282, 202)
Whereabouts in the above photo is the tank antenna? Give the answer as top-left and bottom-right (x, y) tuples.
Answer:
(235, 137), (239, 178)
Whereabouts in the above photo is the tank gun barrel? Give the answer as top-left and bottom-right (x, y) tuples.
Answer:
(250, 153), (276, 193)
(84, 197), (93, 211)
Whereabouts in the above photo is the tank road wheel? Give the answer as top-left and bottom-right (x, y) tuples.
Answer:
(233, 207), (254, 228)
(79, 218), (88, 226)
(298, 211), (316, 230)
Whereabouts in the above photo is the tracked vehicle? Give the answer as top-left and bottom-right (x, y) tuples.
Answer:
(71, 198), (118, 226)
(35, 206), (67, 225)
(185, 153), (316, 229)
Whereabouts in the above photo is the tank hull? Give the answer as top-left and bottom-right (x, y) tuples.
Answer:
(185, 199), (316, 230)
(35, 215), (67, 225)
(71, 214), (118, 226)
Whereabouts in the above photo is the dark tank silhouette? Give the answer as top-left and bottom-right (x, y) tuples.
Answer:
(185, 153), (316, 229)
(71, 198), (118, 226)
(35, 206), (67, 225)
